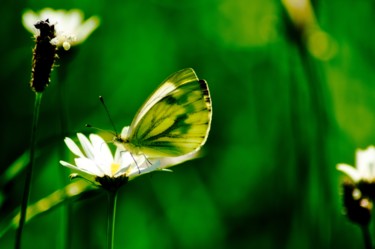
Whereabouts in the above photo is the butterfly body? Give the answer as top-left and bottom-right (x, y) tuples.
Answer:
(114, 68), (212, 158)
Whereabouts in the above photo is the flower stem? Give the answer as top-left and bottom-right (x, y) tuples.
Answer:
(361, 225), (372, 249)
(15, 92), (43, 249)
(57, 61), (72, 249)
(107, 190), (118, 249)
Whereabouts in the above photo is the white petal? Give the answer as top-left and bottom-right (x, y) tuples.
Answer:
(127, 159), (161, 179)
(60, 160), (78, 169)
(158, 151), (201, 169)
(40, 8), (55, 20)
(113, 166), (130, 177)
(130, 155), (146, 170)
(127, 160), (161, 179)
(22, 10), (39, 34)
(116, 149), (134, 166)
(140, 161), (162, 174)
(50, 37), (59, 45)
(114, 149), (131, 167)
(75, 16), (100, 43)
(90, 134), (113, 163)
(77, 133), (95, 159)
(89, 134), (113, 175)
(337, 163), (361, 182)
(75, 157), (104, 177)
(60, 160), (101, 181)
(64, 137), (85, 158)
(90, 134), (112, 160)
(114, 147), (122, 162)
(62, 9), (83, 33)
(23, 8), (99, 49)
(356, 146), (375, 178)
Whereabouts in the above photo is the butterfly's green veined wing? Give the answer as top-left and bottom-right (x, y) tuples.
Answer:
(129, 68), (199, 132)
(125, 68), (212, 157)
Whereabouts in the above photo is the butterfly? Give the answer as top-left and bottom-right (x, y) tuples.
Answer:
(114, 68), (212, 158)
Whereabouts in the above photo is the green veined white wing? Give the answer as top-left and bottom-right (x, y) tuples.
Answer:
(114, 68), (212, 158)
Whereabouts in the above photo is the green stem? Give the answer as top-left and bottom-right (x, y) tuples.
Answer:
(361, 225), (372, 249)
(15, 92), (43, 249)
(57, 61), (72, 249)
(107, 190), (118, 249)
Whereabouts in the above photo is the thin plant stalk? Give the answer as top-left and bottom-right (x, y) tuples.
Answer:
(57, 61), (72, 249)
(361, 225), (372, 249)
(107, 190), (118, 249)
(15, 92), (43, 249)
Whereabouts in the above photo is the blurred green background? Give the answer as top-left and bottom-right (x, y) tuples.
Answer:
(1, 0), (375, 248)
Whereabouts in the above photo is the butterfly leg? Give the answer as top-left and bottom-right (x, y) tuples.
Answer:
(142, 154), (152, 166)
(129, 152), (141, 174)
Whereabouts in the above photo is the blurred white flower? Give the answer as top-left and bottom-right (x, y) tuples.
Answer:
(337, 146), (375, 182)
(60, 133), (197, 190)
(22, 8), (100, 50)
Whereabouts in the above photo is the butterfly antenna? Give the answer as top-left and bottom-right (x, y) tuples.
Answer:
(85, 124), (116, 144)
(85, 123), (115, 135)
(99, 96), (119, 136)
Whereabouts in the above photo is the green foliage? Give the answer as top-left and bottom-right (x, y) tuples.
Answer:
(1, 0), (375, 248)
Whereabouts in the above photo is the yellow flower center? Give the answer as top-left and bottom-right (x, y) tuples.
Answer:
(110, 163), (120, 176)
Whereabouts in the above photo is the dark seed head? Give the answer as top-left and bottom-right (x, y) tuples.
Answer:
(30, 19), (57, 93)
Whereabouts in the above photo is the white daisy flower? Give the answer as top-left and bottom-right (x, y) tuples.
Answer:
(60, 133), (197, 191)
(22, 8), (100, 50)
(337, 146), (375, 182)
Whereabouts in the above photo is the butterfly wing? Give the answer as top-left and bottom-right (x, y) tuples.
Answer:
(124, 68), (212, 157)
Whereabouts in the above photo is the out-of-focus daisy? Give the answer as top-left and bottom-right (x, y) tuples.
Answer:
(337, 146), (375, 183)
(60, 132), (198, 192)
(22, 8), (100, 51)
(281, 0), (337, 60)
